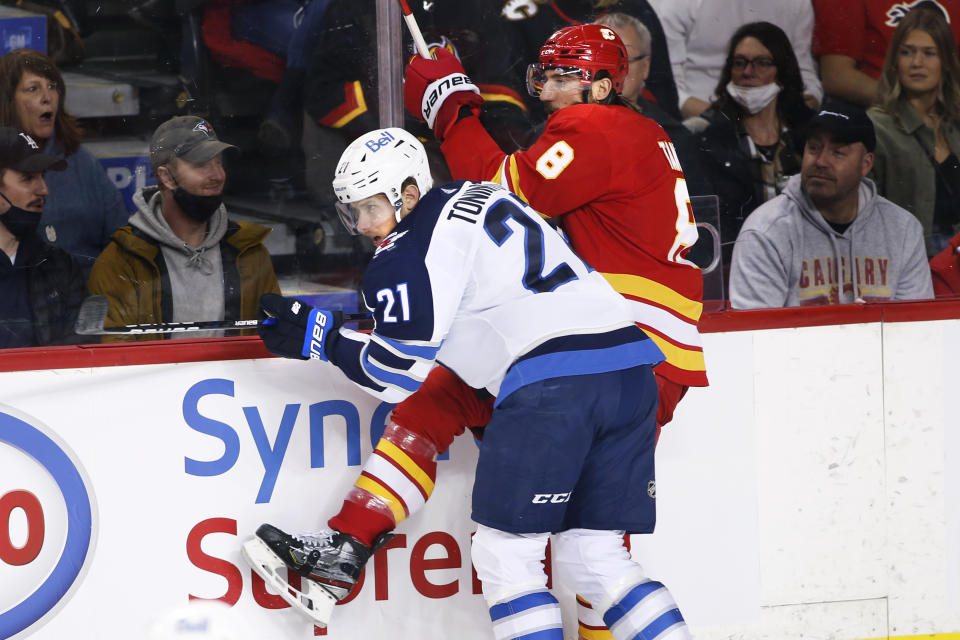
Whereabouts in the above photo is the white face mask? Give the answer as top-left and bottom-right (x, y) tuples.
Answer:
(726, 81), (782, 114)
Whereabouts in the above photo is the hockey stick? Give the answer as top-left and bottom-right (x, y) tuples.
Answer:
(75, 295), (371, 336)
(396, 0), (432, 58)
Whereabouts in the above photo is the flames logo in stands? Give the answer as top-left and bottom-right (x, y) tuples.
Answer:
(885, 0), (951, 27)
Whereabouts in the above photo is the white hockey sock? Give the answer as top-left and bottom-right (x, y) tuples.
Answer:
(489, 589), (564, 640)
(602, 580), (690, 640)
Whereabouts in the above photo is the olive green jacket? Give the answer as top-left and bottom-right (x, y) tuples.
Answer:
(88, 219), (280, 341)
(868, 103), (960, 256)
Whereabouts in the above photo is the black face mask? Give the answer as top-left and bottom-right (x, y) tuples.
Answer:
(167, 171), (222, 223)
(0, 191), (40, 239)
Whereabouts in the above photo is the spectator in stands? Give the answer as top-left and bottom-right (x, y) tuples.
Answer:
(868, 7), (960, 256)
(88, 116), (280, 340)
(655, 0), (822, 119)
(730, 106), (933, 309)
(593, 11), (712, 196)
(813, 0), (960, 108)
(692, 22), (816, 266)
(0, 127), (86, 348)
(0, 48), (129, 275)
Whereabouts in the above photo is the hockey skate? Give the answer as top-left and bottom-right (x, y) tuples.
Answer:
(241, 524), (391, 626)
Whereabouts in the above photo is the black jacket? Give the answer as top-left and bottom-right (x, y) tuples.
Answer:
(0, 233), (87, 348)
(695, 106), (811, 263)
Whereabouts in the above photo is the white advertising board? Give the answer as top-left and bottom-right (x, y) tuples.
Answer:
(2, 318), (960, 639)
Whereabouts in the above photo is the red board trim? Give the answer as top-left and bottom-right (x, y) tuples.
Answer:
(3, 300), (960, 373)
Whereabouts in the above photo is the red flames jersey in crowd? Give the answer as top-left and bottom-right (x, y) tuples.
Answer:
(442, 103), (708, 387)
(813, 0), (960, 80)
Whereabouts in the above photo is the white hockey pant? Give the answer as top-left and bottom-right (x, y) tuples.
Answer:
(472, 525), (564, 640)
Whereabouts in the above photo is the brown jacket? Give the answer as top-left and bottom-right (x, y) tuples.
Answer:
(88, 219), (280, 341)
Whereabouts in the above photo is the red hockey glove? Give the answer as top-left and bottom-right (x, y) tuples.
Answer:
(404, 47), (483, 141)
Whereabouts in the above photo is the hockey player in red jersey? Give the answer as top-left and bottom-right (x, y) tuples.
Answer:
(404, 24), (706, 639)
(406, 23), (707, 429)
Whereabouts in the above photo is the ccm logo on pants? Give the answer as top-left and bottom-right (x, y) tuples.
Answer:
(532, 492), (571, 504)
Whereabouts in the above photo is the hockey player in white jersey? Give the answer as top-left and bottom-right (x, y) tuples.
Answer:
(244, 128), (693, 640)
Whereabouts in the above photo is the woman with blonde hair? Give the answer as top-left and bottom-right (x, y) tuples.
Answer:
(0, 48), (129, 273)
(868, 6), (960, 256)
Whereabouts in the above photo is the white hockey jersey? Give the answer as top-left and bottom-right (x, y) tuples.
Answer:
(329, 181), (664, 404)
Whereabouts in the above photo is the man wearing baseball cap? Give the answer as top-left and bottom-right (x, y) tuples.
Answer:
(88, 115), (280, 340)
(730, 104), (933, 308)
(0, 126), (86, 347)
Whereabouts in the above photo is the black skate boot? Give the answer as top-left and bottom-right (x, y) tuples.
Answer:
(241, 523), (394, 625)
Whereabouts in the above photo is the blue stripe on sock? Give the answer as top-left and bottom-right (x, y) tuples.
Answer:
(640, 608), (685, 639)
(489, 591), (559, 622)
(511, 629), (564, 640)
(602, 581), (664, 628)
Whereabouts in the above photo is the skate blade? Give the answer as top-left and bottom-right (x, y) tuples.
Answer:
(241, 537), (337, 626)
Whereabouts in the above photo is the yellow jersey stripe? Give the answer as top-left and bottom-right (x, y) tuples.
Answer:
(377, 438), (436, 496)
(507, 155), (530, 203)
(578, 625), (614, 640)
(648, 333), (706, 373)
(355, 475), (406, 523)
(602, 273), (702, 321)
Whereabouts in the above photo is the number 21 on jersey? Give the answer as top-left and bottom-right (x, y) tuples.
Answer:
(659, 141), (698, 267)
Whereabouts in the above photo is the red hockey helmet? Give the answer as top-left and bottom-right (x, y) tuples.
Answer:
(530, 24), (629, 95)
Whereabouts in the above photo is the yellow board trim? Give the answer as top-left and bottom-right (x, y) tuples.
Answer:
(601, 273), (702, 321)
(331, 81), (368, 129)
(648, 333), (706, 372)
(355, 475), (406, 523)
(862, 635), (960, 640)
(376, 438), (435, 496)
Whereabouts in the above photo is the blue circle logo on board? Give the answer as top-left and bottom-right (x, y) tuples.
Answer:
(0, 406), (97, 639)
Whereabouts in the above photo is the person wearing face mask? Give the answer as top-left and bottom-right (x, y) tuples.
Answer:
(88, 116), (281, 342)
(0, 127), (86, 348)
(689, 21), (816, 273)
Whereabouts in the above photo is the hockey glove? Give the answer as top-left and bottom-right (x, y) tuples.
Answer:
(404, 47), (483, 141)
(259, 293), (343, 362)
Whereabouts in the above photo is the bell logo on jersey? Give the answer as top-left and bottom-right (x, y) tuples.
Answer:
(532, 492), (571, 504)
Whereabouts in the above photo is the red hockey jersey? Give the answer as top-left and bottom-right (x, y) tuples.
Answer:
(442, 103), (708, 386)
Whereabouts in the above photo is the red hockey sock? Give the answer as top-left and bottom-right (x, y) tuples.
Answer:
(328, 499), (396, 547)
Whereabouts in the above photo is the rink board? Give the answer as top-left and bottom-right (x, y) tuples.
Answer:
(1, 315), (959, 639)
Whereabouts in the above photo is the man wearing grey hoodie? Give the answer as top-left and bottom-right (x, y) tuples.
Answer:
(88, 116), (280, 339)
(730, 106), (933, 309)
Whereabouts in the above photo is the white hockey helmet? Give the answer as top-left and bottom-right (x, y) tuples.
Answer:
(331, 127), (433, 235)
(145, 600), (249, 640)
